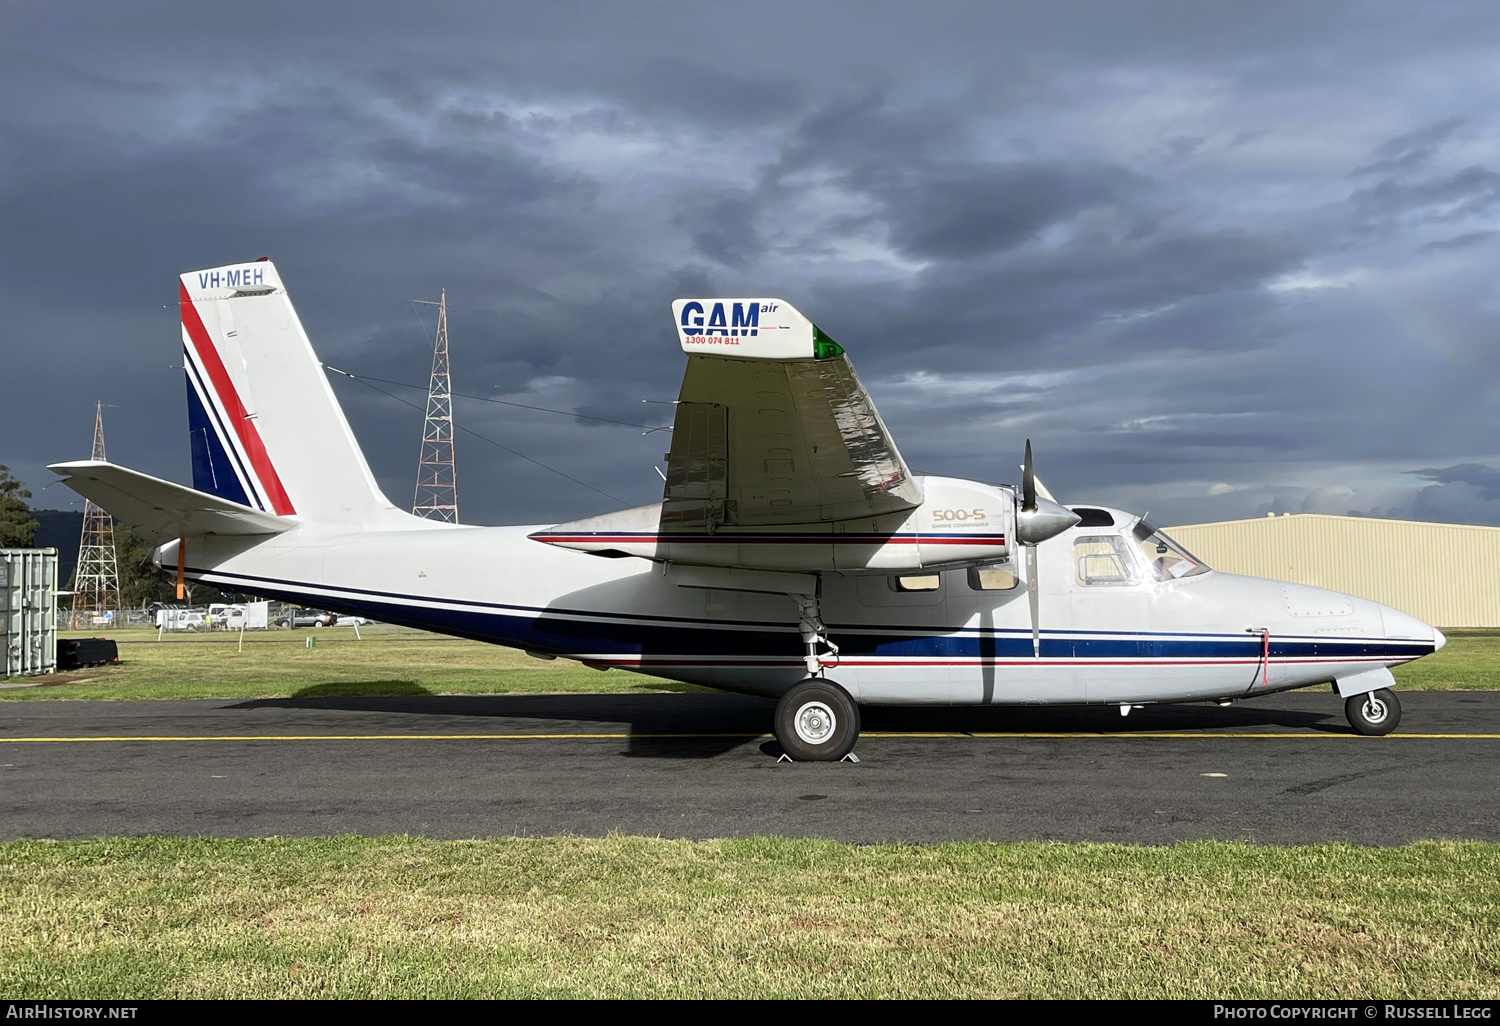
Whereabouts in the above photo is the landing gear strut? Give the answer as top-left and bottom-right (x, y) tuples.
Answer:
(794, 594), (839, 676)
(1345, 688), (1401, 736)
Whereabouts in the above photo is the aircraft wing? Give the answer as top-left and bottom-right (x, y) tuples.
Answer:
(662, 299), (923, 528)
(48, 460), (295, 545)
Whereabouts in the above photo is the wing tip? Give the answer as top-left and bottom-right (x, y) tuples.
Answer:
(47, 459), (110, 474)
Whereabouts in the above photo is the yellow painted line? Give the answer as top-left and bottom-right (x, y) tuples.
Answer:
(0, 733), (756, 743)
(0, 731), (1498, 743)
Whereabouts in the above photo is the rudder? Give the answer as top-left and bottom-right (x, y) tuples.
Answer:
(179, 259), (405, 526)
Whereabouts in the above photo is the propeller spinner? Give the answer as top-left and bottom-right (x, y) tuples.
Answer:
(1015, 440), (1081, 657)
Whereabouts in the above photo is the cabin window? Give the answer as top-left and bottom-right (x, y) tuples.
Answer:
(891, 574), (941, 592)
(1074, 535), (1140, 587)
(1132, 521), (1212, 581)
(967, 565), (1018, 591)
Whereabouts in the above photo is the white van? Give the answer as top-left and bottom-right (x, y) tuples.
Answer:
(208, 603), (247, 630)
(155, 608), (206, 631)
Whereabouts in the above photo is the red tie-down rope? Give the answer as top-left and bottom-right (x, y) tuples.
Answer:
(1261, 629), (1271, 687)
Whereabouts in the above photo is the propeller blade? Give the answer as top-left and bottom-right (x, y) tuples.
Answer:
(1027, 543), (1040, 658)
(1015, 439), (1065, 658)
(1022, 439), (1036, 512)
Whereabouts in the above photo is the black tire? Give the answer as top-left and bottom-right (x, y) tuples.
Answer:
(1346, 688), (1401, 736)
(774, 678), (860, 762)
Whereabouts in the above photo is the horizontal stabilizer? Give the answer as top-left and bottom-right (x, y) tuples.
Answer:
(48, 460), (294, 545)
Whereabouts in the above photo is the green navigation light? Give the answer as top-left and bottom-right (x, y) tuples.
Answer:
(812, 326), (844, 360)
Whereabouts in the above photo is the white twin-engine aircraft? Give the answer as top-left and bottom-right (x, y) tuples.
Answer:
(52, 260), (1445, 760)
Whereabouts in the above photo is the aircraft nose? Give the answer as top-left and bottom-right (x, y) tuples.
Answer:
(1379, 604), (1444, 651)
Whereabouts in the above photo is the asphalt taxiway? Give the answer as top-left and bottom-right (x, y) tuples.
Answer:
(0, 691), (1495, 843)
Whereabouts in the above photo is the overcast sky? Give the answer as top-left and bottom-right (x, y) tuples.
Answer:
(4, 1), (1500, 527)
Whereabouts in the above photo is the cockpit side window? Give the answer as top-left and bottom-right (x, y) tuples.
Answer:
(1074, 535), (1141, 587)
(1071, 507), (1116, 528)
(1131, 521), (1211, 581)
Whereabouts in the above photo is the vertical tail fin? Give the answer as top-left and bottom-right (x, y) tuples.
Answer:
(179, 260), (403, 526)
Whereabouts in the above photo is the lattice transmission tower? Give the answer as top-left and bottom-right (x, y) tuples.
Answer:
(72, 402), (120, 624)
(412, 289), (459, 522)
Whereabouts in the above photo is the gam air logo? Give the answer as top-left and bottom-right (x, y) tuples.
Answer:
(680, 301), (777, 339)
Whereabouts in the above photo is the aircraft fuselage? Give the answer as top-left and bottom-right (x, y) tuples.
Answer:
(176, 500), (1440, 708)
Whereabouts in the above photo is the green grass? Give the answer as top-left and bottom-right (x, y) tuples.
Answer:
(0, 836), (1495, 998)
(1, 626), (692, 701)
(1392, 630), (1500, 690)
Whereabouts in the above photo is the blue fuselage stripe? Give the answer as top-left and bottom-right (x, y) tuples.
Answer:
(192, 568), (1435, 664)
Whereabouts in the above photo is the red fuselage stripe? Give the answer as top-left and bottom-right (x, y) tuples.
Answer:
(179, 283), (296, 516)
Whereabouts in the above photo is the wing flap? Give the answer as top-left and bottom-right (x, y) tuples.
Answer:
(49, 460), (294, 545)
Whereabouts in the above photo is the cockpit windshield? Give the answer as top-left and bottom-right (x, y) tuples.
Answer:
(1131, 520), (1211, 582)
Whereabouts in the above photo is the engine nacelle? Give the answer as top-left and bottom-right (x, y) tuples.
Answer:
(903, 476), (1014, 571)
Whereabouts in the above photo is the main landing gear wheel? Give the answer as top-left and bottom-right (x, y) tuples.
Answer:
(774, 678), (860, 762)
(1346, 688), (1401, 736)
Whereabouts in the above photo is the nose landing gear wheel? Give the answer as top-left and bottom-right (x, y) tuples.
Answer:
(774, 678), (860, 762)
(1345, 687), (1401, 736)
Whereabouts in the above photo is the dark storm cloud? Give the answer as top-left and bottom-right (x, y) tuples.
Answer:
(879, 162), (1138, 260)
(1411, 463), (1500, 500)
(1350, 117), (1466, 177)
(1420, 230), (1496, 252)
(4, 1), (1500, 527)
(764, 91), (1152, 261)
(801, 222), (1301, 382)
(676, 192), (765, 267)
(1331, 464), (1500, 527)
(615, 57), (807, 126)
(1352, 165), (1500, 225)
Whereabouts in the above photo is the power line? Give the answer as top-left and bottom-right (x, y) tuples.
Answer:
(328, 368), (632, 508)
(323, 365), (668, 431)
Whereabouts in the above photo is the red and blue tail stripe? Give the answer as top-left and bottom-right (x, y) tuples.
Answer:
(179, 283), (296, 515)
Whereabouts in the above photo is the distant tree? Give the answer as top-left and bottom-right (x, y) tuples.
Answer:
(0, 465), (39, 548)
(114, 524), (173, 609)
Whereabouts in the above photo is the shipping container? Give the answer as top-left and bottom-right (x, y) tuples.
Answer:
(1, 548), (58, 678)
